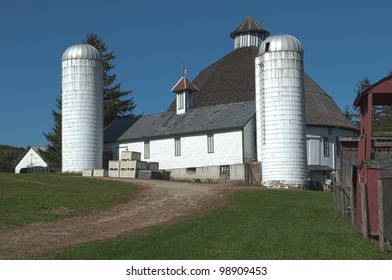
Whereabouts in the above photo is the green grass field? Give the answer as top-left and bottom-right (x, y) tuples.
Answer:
(49, 189), (389, 260)
(0, 173), (138, 226)
(1, 173), (389, 260)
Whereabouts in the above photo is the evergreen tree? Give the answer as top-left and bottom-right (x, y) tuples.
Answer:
(343, 105), (355, 122)
(43, 96), (62, 166)
(353, 77), (373, 126)
(83, 33), (136, 127)
(44, 34), (135, 166)
(355, 77), (372, 94)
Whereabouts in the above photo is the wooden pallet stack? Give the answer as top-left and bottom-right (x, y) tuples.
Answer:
(106, 151), (168, 180)
(118, 151), (148, 178)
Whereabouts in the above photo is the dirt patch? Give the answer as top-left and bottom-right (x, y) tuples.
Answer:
(0, 178), (235, 259)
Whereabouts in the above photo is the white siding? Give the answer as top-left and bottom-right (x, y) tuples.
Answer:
(15, 148), (48, 173)
(104, 130), (244, 170)
(306, 126), (357, 171)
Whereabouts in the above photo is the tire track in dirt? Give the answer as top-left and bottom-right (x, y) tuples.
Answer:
(0, 179), (233, 259)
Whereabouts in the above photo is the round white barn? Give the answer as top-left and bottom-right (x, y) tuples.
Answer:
(61, 44), (103, 172)
(256, 34), (308, 187)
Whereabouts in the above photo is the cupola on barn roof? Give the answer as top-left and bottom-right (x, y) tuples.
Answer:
(62, 44), (101, 61)
(171, 74), (200, 93)
(230, 16), (270, 38)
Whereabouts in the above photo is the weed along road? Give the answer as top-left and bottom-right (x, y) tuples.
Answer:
(0, 179), (232, 259)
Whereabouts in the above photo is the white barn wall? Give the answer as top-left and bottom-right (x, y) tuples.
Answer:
(104, 123), (356, 182)
(104, 130), (244, 170)
(15, 148), (48, 173)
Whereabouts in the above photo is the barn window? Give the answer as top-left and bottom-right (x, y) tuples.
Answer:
(144, 140), (150, 159)
(220, 165), (230, 179)
(175, 137), (181, 156)
(207, 134), (214, 153)
(323, 137), (329, 157)
(177, 92), (184, 110)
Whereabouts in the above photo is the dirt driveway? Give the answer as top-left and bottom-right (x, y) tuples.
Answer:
(0, 178), (234, 259)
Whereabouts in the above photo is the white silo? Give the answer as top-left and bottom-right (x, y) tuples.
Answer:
(61, 44), (103, 172)
(255, 34), (308, 188)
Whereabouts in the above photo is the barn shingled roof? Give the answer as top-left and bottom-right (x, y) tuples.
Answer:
(104, 101), (255, 142)
(167, 46), (358, 131)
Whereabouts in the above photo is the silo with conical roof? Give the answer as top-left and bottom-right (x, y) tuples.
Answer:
(255, 34), (307, 187)
(61, 44), (103, 172)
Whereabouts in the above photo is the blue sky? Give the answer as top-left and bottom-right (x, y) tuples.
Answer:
(1, 0), (392, 148)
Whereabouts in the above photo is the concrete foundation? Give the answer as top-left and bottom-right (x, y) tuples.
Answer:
(168, 163), (247, 183)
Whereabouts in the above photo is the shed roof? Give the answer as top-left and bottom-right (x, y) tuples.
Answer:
(105, 101), (255, 143)
(167, 46), (358, 131)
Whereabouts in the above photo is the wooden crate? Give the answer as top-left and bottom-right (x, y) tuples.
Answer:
(93, 169), (107, 177)
(119, 170), (136, 178)
(120, 160), (137, 170)
(137, 170), (152, 179)
(151, 170), (163, 180)
(109, 160), (120, 169)
(137, 160), (148, 170)
(108, 169), (119, 178)
(121, 151), (141, 161)
(148, 162), (159, 170)
(82, 169), (93, 177)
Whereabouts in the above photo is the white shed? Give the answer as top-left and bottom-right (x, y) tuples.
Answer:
(14, 146), (49, 173)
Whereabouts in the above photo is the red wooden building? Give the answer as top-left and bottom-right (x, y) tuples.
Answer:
(353, 74), (392, 236)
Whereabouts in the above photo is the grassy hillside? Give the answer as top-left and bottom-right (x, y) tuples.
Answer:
(0, 144), (24, 172)
(50, 189), (389, 260)
(1, 173), (388, 260)
(0, 173), (139, 226)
